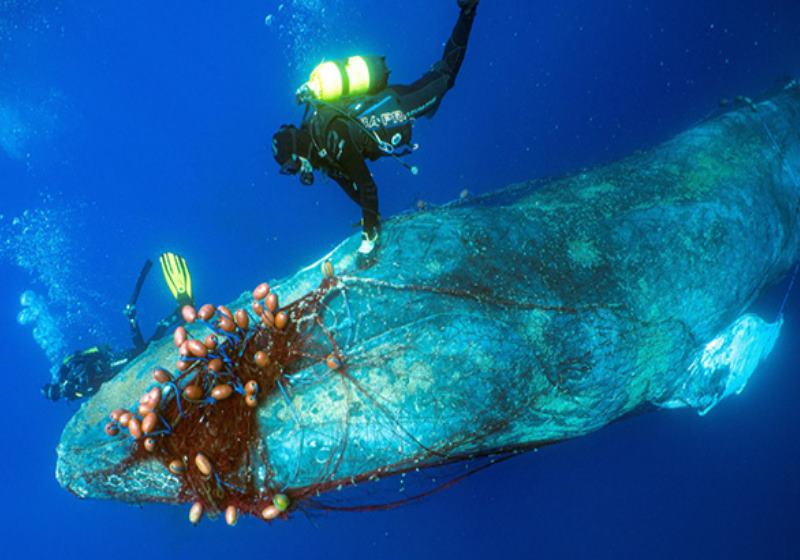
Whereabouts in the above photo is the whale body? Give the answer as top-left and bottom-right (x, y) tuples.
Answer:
(56, 85), (800, 507)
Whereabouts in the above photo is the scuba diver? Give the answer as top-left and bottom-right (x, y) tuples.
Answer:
(272, 0), (480, 256)
(42, 252), (194, 401)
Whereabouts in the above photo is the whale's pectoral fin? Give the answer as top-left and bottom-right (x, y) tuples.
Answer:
(659, 314), (782, 415)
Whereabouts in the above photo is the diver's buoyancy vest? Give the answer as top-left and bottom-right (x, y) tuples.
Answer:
(306, 89), (415, 165)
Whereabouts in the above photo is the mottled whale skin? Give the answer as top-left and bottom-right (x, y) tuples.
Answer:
(57, 86), (800, 504)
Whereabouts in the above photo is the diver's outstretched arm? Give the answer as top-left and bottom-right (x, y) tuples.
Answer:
(327, 119), (381, 237)
(124, 259), (152, 350)
(457, 0), (479, 15)
(337, 157), (380, 237)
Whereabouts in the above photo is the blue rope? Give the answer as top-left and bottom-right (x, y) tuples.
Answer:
(219, 345), (234, 367)
(756, 110), (800, 321)
(166, 382), (184, 417)
(277, 378), (302, 426)
(759, 117), (800, 189)
(777, 262), (800, 320)
(157, 412), (174, 434)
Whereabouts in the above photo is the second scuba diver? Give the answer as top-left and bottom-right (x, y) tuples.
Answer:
(42, 252), (194, 401)
(272, 0), (480, 256)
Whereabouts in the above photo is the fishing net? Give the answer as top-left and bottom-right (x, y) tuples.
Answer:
(57, 85), (800, 522)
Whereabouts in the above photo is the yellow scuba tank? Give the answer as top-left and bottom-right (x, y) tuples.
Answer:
(296, 55), (389, 103)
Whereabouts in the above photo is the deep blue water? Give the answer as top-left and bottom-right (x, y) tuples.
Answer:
(1, 1), (799, 558)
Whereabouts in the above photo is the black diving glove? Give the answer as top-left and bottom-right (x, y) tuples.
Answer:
(123, 303), (135, 318)
(457, 0), (479, 14)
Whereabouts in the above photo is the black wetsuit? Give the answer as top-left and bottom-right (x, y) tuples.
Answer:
(120, 259), (182, 370)
(42, 260), (182, 401)
(305, 8), (477, 237)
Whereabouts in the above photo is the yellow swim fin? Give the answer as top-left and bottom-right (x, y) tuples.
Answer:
(159, 252), (193, 307)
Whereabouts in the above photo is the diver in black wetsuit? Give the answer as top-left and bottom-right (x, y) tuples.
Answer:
(272, 0), (480, 256)
(42, 253), (194, 401)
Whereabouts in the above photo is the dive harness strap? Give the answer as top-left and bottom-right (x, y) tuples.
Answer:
(306, 99), (420, 176)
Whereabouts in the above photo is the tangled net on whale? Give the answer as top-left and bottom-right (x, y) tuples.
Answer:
(96, 216), (719, 529)
(93, 248), (617, 526)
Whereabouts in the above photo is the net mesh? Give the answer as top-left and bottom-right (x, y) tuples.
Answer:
(58, 86), (800, 522)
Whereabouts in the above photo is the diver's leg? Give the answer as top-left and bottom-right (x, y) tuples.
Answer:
(359, 183), (380, 238)
(333, 176), (363, 206)
(333, 173), (381, 238)
(395, 2), (478, 118)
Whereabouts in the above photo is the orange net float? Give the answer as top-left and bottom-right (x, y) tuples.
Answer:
(60, 89), (800, 527)
(100, 278), (347, 524)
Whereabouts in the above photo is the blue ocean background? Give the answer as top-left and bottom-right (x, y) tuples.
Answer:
(1, 1), (799, 558)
